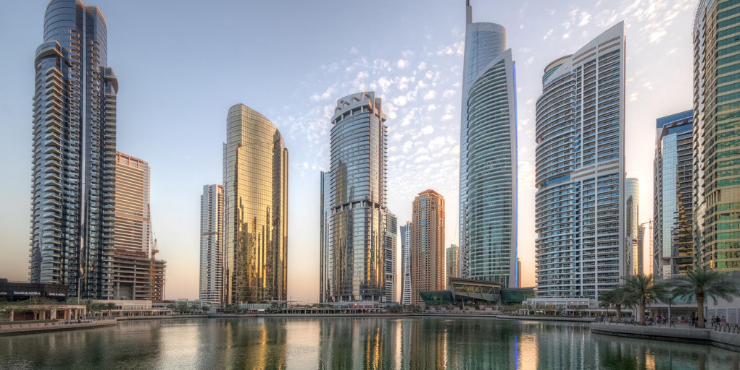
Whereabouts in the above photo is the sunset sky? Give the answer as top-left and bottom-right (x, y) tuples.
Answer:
(0, 0), (697, 302)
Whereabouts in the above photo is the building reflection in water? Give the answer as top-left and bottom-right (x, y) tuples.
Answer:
(4, 318), (740, 369)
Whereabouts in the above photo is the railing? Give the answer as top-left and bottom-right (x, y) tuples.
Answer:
(714, 323), (740, 334)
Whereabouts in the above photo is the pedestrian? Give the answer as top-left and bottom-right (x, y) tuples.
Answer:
(670, 316), (675, 328)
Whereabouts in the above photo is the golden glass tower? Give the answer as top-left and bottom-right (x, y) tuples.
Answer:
(223, 104), (288, 304)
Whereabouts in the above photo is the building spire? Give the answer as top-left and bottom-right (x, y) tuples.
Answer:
(466, 0), (472, 24)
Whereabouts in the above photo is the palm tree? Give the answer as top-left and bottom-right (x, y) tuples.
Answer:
(621, 274), (666, 324)
(599, 288), (626, 320)
(670, 270), (740, 329)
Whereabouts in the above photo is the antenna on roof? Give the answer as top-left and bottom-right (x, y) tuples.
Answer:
(466, 0), (470, 5)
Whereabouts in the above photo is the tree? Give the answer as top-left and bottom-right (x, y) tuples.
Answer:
(599, 288), (626, 320)
(105, 303), (116, 318)
(670, 270), (740, 329)
(22, 297), (58, 320)
(621, 274), (666, 324)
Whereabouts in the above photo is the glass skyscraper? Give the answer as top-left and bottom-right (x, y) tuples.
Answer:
(459, 0), (518, 288)
(693, 0), (740, 271)
(200, 184), (223, 304)
(625, 178), (639, 276)
(534, 23), (625, 299)
(654, 111), (693, 279)
(321, 92), (390, 302)
(400, 221), (412, 306)
(384, 213), (398, 303)
(30, 0), (117, 299)
(223, 104), (288, 304)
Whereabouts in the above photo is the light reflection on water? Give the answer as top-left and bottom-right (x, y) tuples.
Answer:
(0, 317), (738, 369)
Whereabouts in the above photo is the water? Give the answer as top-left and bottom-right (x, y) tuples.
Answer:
(0, 317), (738, 369)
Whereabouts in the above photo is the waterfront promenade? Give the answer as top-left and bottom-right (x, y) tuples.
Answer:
(592, 321), (740, 351)
(0, 320), (117, 335)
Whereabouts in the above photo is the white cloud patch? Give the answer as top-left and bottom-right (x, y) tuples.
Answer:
(443, 90), (455, 98)
(418, 62), (427, 70)
(397, 59), (409, 69)
(423, 90), (436, 100)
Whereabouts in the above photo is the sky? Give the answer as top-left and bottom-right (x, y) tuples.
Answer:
(0, 0), (697, 303)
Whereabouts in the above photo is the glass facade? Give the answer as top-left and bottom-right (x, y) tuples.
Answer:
(321, 92), (389, 302)
(654, 111), (694, 279)
(534, 23), (625, 299)
(200, 184), (223, 304)
(694, 0), (740, 271)
(223, 104), (288, 304)
(30, 0), (117, 299)
(459, 2), (518, 288)
(411, 190), (445, 305)
(384, 213), (397, 303)
(400, 222), (412, 305)
(625, 178), (639, 276)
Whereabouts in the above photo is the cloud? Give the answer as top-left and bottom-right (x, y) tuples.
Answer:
(420, 125), (434, 135)
(427, 104), (437, 111)
(414, 155), (431, 163)
(392, 132), (404, 141)
(649, 29), (667, 43)
(416, 147), (429, 154)
(629, 93), (639, 101)
(443, 90), (455, 98)
(579, 11), (591, 26)
(423, 90), (436, 100)
(543, 29), (554, 40)
(397, 59), (409, 69)
(402, 141), (413, 153)
(428, 136), (447, 150)
(418, 62), (427, 70)
(442, 104), (455, 121)
(349, 46), (359, 54)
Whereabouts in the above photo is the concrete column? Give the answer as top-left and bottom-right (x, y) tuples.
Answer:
(51, 309), (56, 320)
(9, 309), (13, 322)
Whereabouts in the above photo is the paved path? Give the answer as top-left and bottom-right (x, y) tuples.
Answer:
(0, 320), (117, 335)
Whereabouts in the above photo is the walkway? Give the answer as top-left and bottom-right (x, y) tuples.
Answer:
(591, 322), (740, 352)
(0, 320), (117, 335)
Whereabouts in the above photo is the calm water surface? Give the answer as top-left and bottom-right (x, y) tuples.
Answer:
(0, 317), (738, 369)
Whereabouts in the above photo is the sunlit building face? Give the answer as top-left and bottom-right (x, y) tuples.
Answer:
(223, 104), (288, 304)
(320, 92), (389, 303)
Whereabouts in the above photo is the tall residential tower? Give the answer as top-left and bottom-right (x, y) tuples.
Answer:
(400, 221), (413, 305)
(200, 184), (223, 304)
(625, 178), (639, 276)
(411, 190), (445, 305)
(654, 111), (694, 279)
(30, 0), (118, 299)
(693, 0), (740, 271)
(223, 104), (288, 304)
(459, 1), (518, 287)
(534, 23), (626, 299)
(321, 92), (390, 303)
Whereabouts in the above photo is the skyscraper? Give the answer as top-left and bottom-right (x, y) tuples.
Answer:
(384, 213), (398, 303)
(459, 0), (518, 288)
(223, 104), (288, 304)
(625, 178), (639, 276)
(534, 23), (626, 299)
(654, 111), (694, 279)
(446, 244), (459, 282)
(693, 1), (740, 271)
(111, 152), (165, 301)
(114, 152), (150, 254)
(400, 221), (413, 306)
(200, 184), (223, 304)
(411, 190), (445, 305)
(30, 0), (118, 299)
(321, 92), (389, 303)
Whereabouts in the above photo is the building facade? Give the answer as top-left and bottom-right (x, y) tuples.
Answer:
(199, 184), (223, 304)
(400, 222), (413, 305)
(411, 190), (445, 305)
(534, 23), (626, 299)
(446, 244), (459, 282)
(693, 0), (740, 271)
(384, 213), (398, 303)
(321, 92), (389, 303)
(114, 152), (150, 254)
(30, 0), (118, 299)
(459, 0), (518, 288)
(223, 104), (288, 304)
(111, 249), (166, 301)
(654, 111), (694, 279)
(625, 178), (639, 276)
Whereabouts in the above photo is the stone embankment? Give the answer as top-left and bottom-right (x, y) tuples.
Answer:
(591, 323), (740, 352)
(0, 320), (117, 335)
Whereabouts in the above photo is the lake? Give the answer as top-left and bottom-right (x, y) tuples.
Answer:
(0, 317), (738, 369)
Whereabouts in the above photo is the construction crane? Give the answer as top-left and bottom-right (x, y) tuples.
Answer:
(148, 204), (159, 301)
